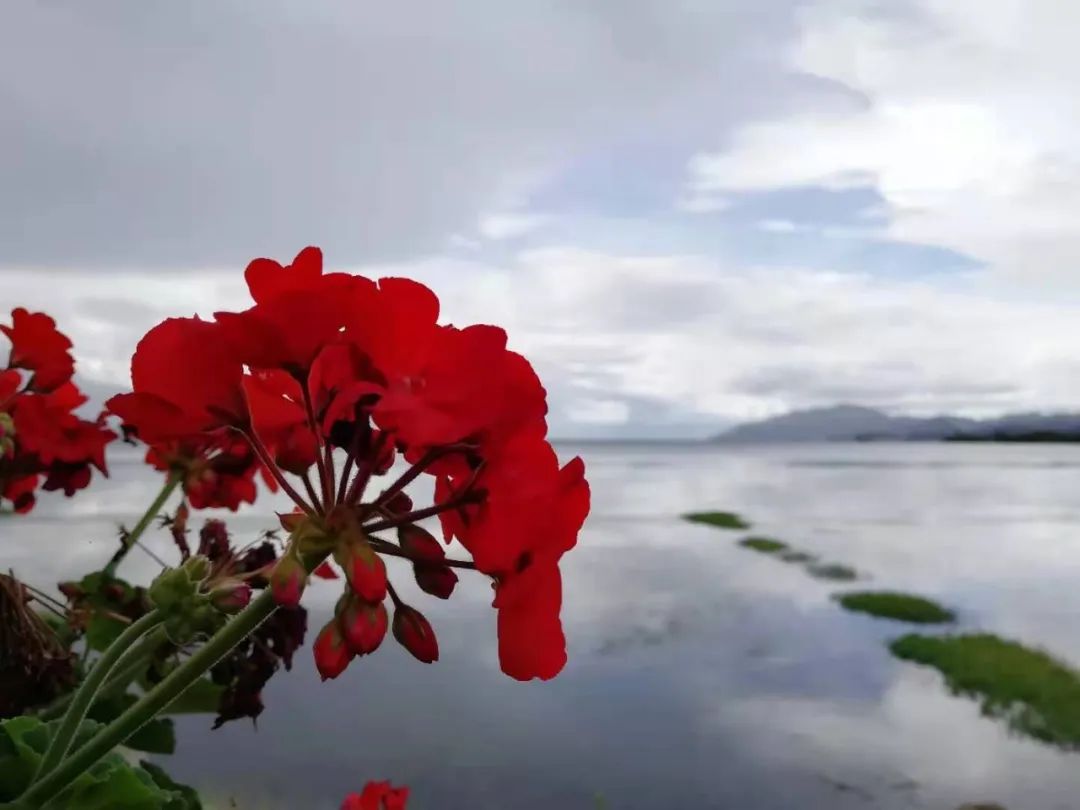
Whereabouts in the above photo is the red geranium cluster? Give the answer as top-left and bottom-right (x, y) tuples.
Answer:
(0, 308), (115, 513)
(108, 247), (589, 681)
(341, 781), (409, 810)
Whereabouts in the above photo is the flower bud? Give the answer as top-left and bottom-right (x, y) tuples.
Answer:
(397, 525), (444, 563)
(210, 579), (252, 614)
(384, 491), (413, 515)
(269, 552), (307, 607)
(182, 554), (211, 583)
(414, 564), (458, 600)
(277, 510), (304, 533)
(338, 596), (388, 656)
(392, 604), (438, 664)
(335, 538), (387, 603)
(313, 619), (353, 681)
(57, 581), (83, 601)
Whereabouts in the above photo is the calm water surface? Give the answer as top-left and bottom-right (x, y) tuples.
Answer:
(7, 442), (1080, 809)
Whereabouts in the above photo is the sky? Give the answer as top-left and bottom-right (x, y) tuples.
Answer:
(3, 0), (1080, 439)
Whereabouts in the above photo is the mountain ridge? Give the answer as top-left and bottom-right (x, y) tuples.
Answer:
(712, 404), (1080, 443)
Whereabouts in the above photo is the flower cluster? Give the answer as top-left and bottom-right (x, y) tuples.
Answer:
(108, 247), (589, 681)
(0, 309), (115, 513)
(341, 781), (409, 810)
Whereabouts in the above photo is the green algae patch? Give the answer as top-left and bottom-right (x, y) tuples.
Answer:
(835, 591), (954, 624)
(737, 536), (788, 554)
(890, 633), (1080, 749)
(682, 511), (751, 530)
(806, 562), (859, 581)
(779, 550), (817, 564)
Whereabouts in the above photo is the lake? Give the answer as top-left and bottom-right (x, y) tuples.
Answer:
(6, 441), (1080, 809)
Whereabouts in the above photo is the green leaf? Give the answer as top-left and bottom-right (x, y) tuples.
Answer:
(85, 696), (176, 755)
(86, 614), (130, 652)
(160, 678), (223, 716)
(139, 761), (203, 810)
(0, 716), (199, 808)
(124, 719), (175, 755)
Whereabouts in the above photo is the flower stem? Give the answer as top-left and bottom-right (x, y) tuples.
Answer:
(241, 428), (316, 516)
(104, 476), (180, 577)
(32, 610), (165, 783)
(37, 626), (170, 722)
(17, 591), (281, 807)
(367, 537), (477, 570)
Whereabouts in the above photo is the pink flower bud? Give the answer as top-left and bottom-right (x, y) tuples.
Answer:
(336, 539), (387, 603)
(392, 604), (438, 664)
(313, 619), (353, 681)
(210, 579), (252, 614)
(269, 553), (306, 607)
(338, 597), (389, 656)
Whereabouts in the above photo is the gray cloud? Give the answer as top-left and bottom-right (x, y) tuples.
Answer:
(0, 0), (813, 270)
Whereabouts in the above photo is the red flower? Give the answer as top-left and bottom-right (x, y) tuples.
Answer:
(2, 378), (116, 511)
(147, 434), (273, 511)
(1, 308), (75, 392)
(216, 247), (367, 377)
(107, 318), (247, 443)
(341, 781), (409, 810)
(107, 247), (590, 684)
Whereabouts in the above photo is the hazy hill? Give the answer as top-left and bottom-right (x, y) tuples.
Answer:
(712, 404), (1080, 443)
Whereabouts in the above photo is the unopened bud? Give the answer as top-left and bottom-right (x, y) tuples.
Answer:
(210, 579), (252, 614)
(392, 604), (438, 664)
(57, 581), (83, 601)
(269, 552), (307, 607)
(335, 538), (387, 603)
(397, 525), (444, 563)
(313, 619), (353, 681)
(182, 554), (211, 583)
(338, 596), (388, 656)
(414, 564), (458, 600)
(384, 491), (413, 515)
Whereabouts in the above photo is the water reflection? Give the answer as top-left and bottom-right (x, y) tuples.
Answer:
(5, 443), (1080, 808)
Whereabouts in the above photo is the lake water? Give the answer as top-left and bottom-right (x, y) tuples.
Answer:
(6, 441), (1080, 809)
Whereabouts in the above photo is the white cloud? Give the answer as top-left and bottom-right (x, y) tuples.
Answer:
(685, 0), (1080, 286)
(564, 398), (632, 426)
(477, 212), (550, 241)
(8, 244), (1080, 435)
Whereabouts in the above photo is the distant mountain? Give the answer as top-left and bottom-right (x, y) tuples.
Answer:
(711, 404), (1080, 443)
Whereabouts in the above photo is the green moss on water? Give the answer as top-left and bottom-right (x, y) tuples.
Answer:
(807, 563), (859, 581)
(738, 536), (788, 554)
(890, 633), (1080, 749)
(682, 511), (751, 530)
(835, 591), (955, 624)
(779, 550), (817, 564)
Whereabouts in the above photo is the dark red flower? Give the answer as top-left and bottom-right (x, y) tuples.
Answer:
(107, 318), (247, 443)
(146, 434), (273, 511)
(1, 308), (75, 392)
(341, 781), (409, 810)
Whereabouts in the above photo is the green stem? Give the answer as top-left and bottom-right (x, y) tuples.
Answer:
(17, 592), (279, 808)
(104, 476), (180, 577)
(37, 627), (170, 722)
(33, 611), (165, 783)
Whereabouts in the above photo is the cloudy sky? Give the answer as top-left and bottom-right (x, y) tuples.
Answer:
(3, 0), (1079, 438)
